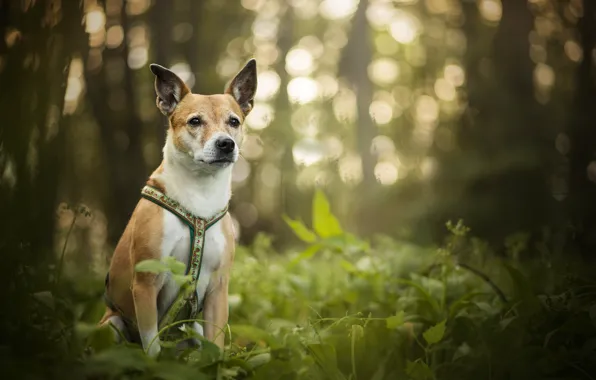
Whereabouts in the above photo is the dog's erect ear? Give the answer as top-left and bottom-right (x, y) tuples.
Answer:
(150, 63), (190, 116)
(225, 59), (257, 115)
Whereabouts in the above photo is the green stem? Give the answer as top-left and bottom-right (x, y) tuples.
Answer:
(147, 318), (228, 355)
(56, 212), (77, 284)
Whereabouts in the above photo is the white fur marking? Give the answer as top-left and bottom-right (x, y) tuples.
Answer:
(153, 133), (232, 337)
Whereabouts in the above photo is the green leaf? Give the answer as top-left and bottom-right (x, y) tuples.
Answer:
(247, 353), (271, 369)
(394, 278), (442, 318)
(308, 343), (341, 378)
(84, 346), (149, 375)
(87, 324), (116, 353)
(135, 259), (169, 274)
(288, 243), (322, 267)
(149, 361), (209, 380)
(283, 215), (317, 243)
(232, 325), (281, 348)
(308, 343), (337, 366)
(406, 359), (434, 380)
(423, 320), (446, 345)
(312, 189), (343, 238)
(171, 274), (192, 287)
(386, 311), (405, 329)
(163, 256), (186, 275)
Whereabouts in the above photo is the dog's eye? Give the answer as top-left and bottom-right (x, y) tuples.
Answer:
(188, 117), (203, 127)
(228, 116), (240, 128)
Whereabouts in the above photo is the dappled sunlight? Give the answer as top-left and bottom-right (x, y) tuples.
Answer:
(287, 76), (319, 104)
(245, 103), (274, 130)
(389, 10), (421, 44)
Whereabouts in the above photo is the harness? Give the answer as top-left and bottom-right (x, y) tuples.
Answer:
(104, 185), (228, 341)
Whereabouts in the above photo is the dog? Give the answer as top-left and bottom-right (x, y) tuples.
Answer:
(98, 59), (257, 357)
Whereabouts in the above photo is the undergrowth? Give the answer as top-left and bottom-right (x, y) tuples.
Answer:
(7, 191), (596, 380)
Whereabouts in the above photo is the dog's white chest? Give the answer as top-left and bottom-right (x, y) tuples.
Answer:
(157, 210), (226, 319)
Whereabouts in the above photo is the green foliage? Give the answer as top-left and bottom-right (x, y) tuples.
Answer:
(37, 200), (596, 380)
(136, 257), (192, 287)
(423, 320), (446, 345)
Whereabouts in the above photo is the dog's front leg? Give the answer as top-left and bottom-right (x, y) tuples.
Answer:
(202, 276), (229, 350)
(132, 273), (161, 357)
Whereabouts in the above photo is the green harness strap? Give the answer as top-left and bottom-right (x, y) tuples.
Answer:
(104, 185), (228, 339)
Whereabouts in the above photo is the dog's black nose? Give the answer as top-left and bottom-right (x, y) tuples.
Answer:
(215, 138), (235, 154)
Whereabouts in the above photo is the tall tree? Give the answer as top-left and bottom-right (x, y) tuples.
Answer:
(85, 0), (147, 245)
(569, 0), (596, 251)
(455, 0), (552, 242)
(339, 0), (376, 234)
(0, 0), (86, 376)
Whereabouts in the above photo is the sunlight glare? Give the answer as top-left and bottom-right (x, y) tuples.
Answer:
(415, 95), (439, 123)
(366, 2), (395, 29)
(105, 26), (123, 50)
(368, 58), (399, 85)
(320, 0), (358, 20)
(128, 47), (148, 70)
(389, 11), (420, 44)
(255, 71), (281, 101)
(564, 40), (582, 62)
(479, 0), (502, 23)
(316, 74), (339, 99)
(242, 135), (264, 160)
(369, 101), (394, 125)
(170, 62), (194, 88)
(85, 10), (105, 34)
(534, 63), (555, 88)
(333, 87), (357, 123)
(287, 77), (319, 104)
(293, 138), (325, 166)
(323, 136), (344, 160)
(371, 135), (396, 157)
(286, 48), (315, 76)
(374, 162), (398, 185)
(232, 156), (251, 183)
(338, 154), (363, 186)
(444, 64), (465, 87)
(434, 78), (456, 101)
(246, 103), (274, 130)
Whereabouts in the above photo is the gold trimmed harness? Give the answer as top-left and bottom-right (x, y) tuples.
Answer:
(104, 185), (228, 341)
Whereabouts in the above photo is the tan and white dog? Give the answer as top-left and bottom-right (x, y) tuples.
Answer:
(99, 59), (257, 357)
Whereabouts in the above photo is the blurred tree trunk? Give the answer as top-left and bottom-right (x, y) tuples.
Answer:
(339, 0), (376, 235)
(150, 0), (174, 149)
(85, 0), (147, 245)
(185, 0), (203, 92)
(0, 0), (86, 374)
(340, 0), (374, 187)
(455, 0), (552, 243)
(275, 4), (298, 244)
(569, 0), (596, 251)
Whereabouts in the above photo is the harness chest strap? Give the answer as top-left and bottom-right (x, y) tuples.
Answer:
(105, 185), (228, 333)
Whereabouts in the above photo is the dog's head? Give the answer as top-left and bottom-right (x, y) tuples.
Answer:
(150, 59), (257, 172)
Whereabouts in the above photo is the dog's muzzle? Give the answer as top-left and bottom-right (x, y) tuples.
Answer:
(208, 137), (236, 165)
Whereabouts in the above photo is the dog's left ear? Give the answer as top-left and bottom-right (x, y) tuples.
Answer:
(226, 59), (257, 115)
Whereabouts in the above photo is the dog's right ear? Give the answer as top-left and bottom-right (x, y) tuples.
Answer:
(150, 63), (190, 116)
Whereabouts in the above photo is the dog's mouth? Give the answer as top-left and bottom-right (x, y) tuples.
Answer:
(199, 157), (234, 166)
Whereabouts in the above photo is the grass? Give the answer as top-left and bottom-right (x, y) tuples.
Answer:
(9, 192), (596, 379)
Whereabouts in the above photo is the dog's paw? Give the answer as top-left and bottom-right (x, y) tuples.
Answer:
(146, 340), (161, 358)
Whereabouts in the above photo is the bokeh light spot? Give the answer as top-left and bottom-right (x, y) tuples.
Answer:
(287, 77), (319, 104)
